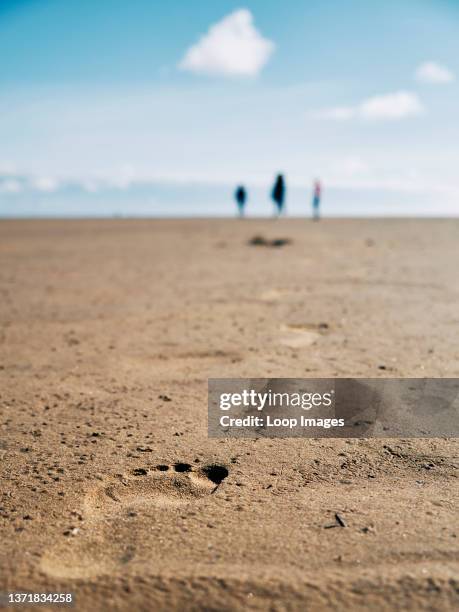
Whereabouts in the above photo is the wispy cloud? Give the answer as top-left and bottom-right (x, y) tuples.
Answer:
(360, 91), (424, 120)
(178, 9), (274, 77)
(415, 61), (455, 84)
(315, 91), (424, 121)
(31, 176), (60, 192)
(0, 178), (23, 194)
(0, 174), (62, 194)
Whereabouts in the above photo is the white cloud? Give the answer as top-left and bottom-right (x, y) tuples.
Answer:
(360, 91), (424, 120)
(415, 61), (455, 84)
(316, 91), (424, 122)
(179, 9), (275, 77)
(32, 176), (59, 192)
(80, 179), (100, 193)
(108, 164), (136, 190)
(0, 179), (23, 194)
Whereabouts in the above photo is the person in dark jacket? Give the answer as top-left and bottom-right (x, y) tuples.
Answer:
(271, 174), (286, 216)
(234, 185), (247, 217)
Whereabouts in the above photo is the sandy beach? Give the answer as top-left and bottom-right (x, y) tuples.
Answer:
(0, 218), (458, 611)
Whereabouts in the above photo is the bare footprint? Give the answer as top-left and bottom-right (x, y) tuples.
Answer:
(40, 463), (228, 580)
(85, 463), (228, 515)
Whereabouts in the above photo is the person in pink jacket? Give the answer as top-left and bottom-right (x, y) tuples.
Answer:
(312, 179), (322, 220)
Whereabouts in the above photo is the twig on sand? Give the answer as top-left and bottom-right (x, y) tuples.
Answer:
(335, 513), (347, 527)
(324, 513), (347, 529)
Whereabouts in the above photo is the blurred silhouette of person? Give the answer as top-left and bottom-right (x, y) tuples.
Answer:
(271, 174), (286, 216)
(312, 179), (322, 220)
(234, 185), (247, 217)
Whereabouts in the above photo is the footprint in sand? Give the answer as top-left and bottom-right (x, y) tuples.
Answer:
(280, 323), (328, 348)
(40, 463), (228, 580)
(85, 463), (228, 514)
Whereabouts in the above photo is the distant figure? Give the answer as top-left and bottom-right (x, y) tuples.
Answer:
(234, 185), (247, 217)
(271, 174), (286, 216)
(312, 179), (322, 220)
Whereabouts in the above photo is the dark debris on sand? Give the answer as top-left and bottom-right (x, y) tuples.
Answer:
(248, 236), (292, 248)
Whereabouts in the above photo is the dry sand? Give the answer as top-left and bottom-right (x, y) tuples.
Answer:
(0, 218), (458, 611)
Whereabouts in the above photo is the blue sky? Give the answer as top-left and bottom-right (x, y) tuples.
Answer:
(1, 0), (458, 216)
